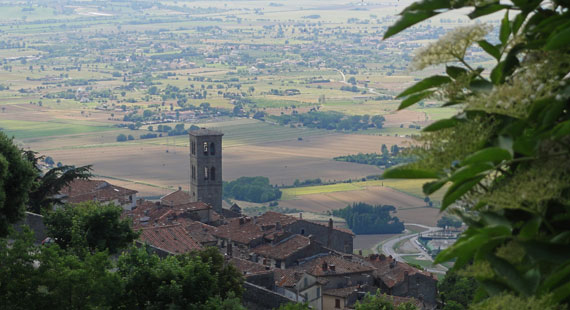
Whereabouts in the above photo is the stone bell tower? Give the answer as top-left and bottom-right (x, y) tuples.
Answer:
(189, 128), (223, 213)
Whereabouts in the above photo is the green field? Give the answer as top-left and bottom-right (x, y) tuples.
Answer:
(0, 119), (114, 139)
(281, 178), (447, 202)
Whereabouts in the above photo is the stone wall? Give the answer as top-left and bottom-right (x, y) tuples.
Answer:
(391, 273), (437, 304)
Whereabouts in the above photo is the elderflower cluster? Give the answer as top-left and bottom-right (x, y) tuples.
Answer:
(480, 158), (570, 212)
(411, 24), (492, 70)
(467, 52), (570, 118)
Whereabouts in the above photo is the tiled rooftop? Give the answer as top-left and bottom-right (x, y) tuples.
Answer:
(366, 254), (435, 288)
(252, 235), (311, 260)
(140, 224), (202, 254)
(60, 179), (137, 204)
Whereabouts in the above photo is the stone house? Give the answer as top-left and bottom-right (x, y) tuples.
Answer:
(252, 233), (328, 269)
(366, 254), (438, 306)
(59, 179), (137, 210)
(139, 224), (203, 255)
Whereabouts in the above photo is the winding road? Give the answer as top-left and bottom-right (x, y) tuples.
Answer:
(377, 224), (448, 274)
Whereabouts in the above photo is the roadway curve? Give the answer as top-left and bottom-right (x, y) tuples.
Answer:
(378, 224), (448, 274)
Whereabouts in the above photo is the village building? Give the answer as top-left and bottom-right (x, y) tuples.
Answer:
(366, 254), (438, 306)
(58, 179), (137, 210)
(139, 224), (203, 255)
(252, 233), (328, 269)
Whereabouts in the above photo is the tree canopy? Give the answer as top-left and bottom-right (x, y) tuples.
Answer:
(0, 132), (35, 237)
(333, 202), (405, 234)
(44, 202), (139, 254)
(223, 176), (282, 203)
(383, 0), (570, 306)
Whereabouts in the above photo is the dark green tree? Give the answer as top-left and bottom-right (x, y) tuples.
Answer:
(0, 133), (35, 237)
(23, 150), (92, 214)
(355, 290), (417, 310)
(117, 246), (244, 309)
(44, 202), (138, 254)
(0, 228), (122, 310)
(438, 271), (478, 310)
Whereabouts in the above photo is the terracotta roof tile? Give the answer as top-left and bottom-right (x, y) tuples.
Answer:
(252, 235), (311, 260)
(323, 285), (361, 297)
(229, 257), (271, 275)
(160, 190), (191, 206)
(289, 254), (375, 278)
(366, 254), (436, 288)
(60, 179), (137, 204)
(140, 224), (202, 254)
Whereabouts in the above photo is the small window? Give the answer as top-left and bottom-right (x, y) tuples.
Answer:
(301, 229), (305, 235)
(317, 287), (320, 298)
(191, 141), (196, 155)
(203, 142), (208, 155)
(335, 298), (341, 308)
(210, 167), (216, 181)
(210, 142), (215, 155)
(204, 167), (209, 180)
(191, 165), (196, 180)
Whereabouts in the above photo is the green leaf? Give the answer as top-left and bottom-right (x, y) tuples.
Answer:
(512, 12), (525, 34)
(550, 120), (570, 140)
(423, 118), (458, 132)
(487, 254), (532, 295)
(446, 66), (468, 79)
(519, 218), (540, 240)
(468, 3), (511, 19)
(551, 281), (570, 304)
(479, 280), (509, 296)
(500, 10), (511, 46)
(545, 24), (570, 50)
(397, 75), (451, 98)
(384, 11), (440, 40)
(441, 176), (484, 210)
(490, 61), (505, 84)
(513, 133), (538, 156)
(521, 241), (570, 263)
(435, 233), (488, 265)
(398, 90), (434, 110)
(539, 263), (570, 293)
(449, 163), (494, 183)
(469, 79), (493, 93)
(478, 40), (501, 61)
(462, 147), (512, 165)
(540, 99), (565, 128)
(423, 179), (447, 195)
(383, 166), (439, 179)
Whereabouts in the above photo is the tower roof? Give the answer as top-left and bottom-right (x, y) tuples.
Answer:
(188, 128), (223, 136)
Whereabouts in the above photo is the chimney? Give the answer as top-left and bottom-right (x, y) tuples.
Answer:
(227, 241), (233, 257)
(358, 250), (363, 256)
(239, 218), (245, 225)
(299, 212), (303, 220)
(328, 218), (333, 229)
(322, 262), (328, 271)
(329, 264), (336, 272)
(276, 221), (282, 231)
(178, 186), (182, 190)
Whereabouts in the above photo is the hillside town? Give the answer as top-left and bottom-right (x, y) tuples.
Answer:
(20, 128), (438, 310)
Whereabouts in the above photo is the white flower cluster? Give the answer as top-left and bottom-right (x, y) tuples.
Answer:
(467, 52), (570, 118)
(411, 24), (492, 70)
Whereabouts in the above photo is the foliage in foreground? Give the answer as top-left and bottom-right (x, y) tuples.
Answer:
(0, 132), (35, 237)
(383, 0), (570, 307)
(0, 229), (244, 310)
(333, 202), (405, 234)
(44, 202), (139, 255)
(355, 290), (417, 310)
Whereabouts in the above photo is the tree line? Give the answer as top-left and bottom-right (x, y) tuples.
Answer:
(272, 111), (385, 131)
(332, 203), (405, 234)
